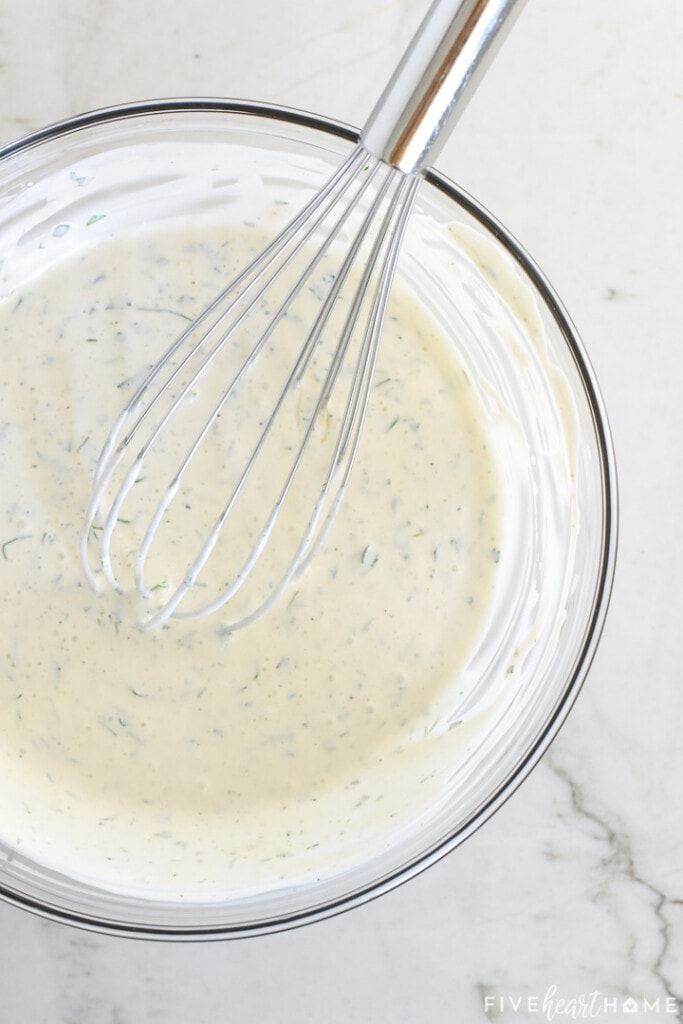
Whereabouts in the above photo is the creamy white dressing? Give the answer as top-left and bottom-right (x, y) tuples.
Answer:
(0, 224), (502, 898)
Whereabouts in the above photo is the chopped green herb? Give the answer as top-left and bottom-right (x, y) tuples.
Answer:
(2, 535), (31, 560)
(361, 545), (379, 568)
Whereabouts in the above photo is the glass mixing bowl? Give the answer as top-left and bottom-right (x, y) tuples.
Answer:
(0, 100), (617, 938)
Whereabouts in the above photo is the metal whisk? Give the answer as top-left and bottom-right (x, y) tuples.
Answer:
(81, 0), (525, 629)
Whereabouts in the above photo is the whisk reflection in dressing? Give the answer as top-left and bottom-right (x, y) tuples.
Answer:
(81, 0), (526, 629)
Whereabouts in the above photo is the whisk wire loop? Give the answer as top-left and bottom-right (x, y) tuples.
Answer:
(140, 162), (419, 629)
(82, 147), (421, 627)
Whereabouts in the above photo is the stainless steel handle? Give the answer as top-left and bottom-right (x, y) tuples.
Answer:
(361, 0), (526, 175)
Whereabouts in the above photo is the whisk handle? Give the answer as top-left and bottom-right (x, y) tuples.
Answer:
(361, 0), (525, 176)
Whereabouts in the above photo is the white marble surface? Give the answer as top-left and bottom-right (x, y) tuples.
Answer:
(0, 0), (681, 1021)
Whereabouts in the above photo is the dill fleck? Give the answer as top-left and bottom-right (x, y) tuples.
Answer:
(2, 535), (31, 560)
(361, 545), (379, 568)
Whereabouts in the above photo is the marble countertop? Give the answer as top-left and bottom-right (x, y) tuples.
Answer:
(0, 0), (681, 1020)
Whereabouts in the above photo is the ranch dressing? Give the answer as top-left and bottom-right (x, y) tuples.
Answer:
(0, 225), (501, 898)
